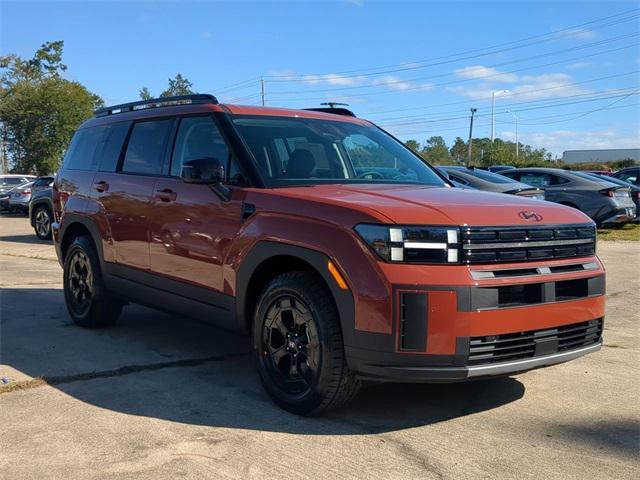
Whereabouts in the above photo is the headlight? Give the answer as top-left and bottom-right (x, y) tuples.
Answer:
(355, 224), (461, 264)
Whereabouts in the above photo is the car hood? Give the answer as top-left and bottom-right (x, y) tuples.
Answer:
(267, 184), (591, 226)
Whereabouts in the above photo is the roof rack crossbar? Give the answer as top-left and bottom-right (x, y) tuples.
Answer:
(94, 94), (218, 117)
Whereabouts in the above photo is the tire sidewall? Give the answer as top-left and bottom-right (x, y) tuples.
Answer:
(252, 276), (338, 413)
(34, 205), (52, 240)
(63, 236), (103, 324)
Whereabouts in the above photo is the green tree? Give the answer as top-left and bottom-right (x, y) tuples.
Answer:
(139, 73), (195, 100)
(404, 139), (421, 152)
(139, 87), (152, 100)
(0, 41), (102, 175)
(421, 136), (450, 164)
(449, 137), (467, 164)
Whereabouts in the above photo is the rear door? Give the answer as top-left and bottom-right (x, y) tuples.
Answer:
(148, 114), (245, 293)
(92, 118), (174, 271)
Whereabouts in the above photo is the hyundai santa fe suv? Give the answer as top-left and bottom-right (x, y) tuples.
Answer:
(53, 95), (605, 414)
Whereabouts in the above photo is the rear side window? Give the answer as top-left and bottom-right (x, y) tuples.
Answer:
(2, 177), (25, 185)
(615, 170), (639, 185)
(97, 122), (130, 172)
(122, 119), (173, 175)
(63, 126), (108, 171)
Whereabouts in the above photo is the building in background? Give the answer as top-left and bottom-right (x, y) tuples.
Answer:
(562, 148), (640, 164)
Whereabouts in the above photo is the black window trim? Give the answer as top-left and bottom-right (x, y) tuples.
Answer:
(165, 112), (251, 187)
(117, 116), (176, 177)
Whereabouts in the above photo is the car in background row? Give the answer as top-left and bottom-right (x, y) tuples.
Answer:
(576, 172), (640, 223)
(438, 166), (544, 200)
(0, 174), (36, 194)
(31, 175), (55, 193)
(612, 166), (639, 186)
(488, 165), (516, 173)
(500, 168), (636, 227)
(29, 184), (54, 239)
(7, 181), (34, 214)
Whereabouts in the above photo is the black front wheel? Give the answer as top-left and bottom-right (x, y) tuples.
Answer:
(253, 272), (360, 415)
(63, 235), (123, 328)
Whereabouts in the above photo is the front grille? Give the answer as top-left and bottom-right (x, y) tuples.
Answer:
(468, 318), (603, 366)
(461, 224), (596, 264)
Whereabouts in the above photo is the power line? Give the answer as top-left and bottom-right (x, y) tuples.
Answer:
(266, 33), (637, 97)
(359, 71), (640, 116)
(390, 102), (638, 137)
(266, 43), (638, 104)
(377, 91), (640, 128)
(263, 9), (639, 80)
(371, 87), (639, 124)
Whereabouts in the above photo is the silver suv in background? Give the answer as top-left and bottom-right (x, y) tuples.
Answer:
(0, 174), (36, 195)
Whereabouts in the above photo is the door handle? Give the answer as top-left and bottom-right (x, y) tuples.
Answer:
(93, 181), (109, 192)
(155, 188), (177, 202)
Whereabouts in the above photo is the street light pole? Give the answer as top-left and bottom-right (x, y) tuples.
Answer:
(491, 89), (509, 142)
(507, 110), (519, 162)
(467, 108), (477, 166)
(260, 78), (265, 106)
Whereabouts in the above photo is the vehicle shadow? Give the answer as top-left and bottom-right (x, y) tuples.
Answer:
(0, 233), (48, 245)
(1, 287), (525, 435)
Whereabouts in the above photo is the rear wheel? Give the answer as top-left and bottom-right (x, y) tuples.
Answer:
(33, 205), (52, 240)
(253, 271), (360, 415)
(63, 235), (123, 328)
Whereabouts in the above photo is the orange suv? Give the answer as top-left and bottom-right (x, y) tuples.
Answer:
(53, 95), (605, 414)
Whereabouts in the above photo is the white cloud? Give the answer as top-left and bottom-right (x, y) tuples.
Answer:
(454, 65), (518, 83)
(567, 62), (591, 69)
(302, 73), (364, 86)
(447, 72), (590, 101)
(371, 75), (433, 92)
(500, 128), (640, 156)
(561, 28), (597, 40)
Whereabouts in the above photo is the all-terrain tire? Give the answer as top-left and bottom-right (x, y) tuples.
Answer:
(253, 271), (361, 415)
(63, 235), (123, 328)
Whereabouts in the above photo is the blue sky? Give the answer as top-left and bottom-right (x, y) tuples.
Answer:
(2, 0), (639, 156)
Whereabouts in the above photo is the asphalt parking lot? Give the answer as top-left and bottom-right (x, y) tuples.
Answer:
(0, 215), (638, 480)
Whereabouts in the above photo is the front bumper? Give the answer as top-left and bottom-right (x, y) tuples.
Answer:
(598, 206), (636, 225)
(351, 341), (601, 382)
(345, 257), (606, 382)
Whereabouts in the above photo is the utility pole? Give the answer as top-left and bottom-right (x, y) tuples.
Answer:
(260, 78), (265, 106)
(467, 108), (477, 166)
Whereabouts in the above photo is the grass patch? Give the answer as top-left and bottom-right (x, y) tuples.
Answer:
(598, 223), (640, 241)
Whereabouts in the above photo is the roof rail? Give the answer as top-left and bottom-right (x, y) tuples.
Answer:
(303, 107), (357, 117)
(94, 94), (218, 118)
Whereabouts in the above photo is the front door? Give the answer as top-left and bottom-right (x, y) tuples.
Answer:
(148, 115), (244, 293)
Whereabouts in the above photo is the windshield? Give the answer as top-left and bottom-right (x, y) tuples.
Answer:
(232, 115), (446, 187)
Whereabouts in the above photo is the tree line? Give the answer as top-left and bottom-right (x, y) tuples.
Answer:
(404, 135), (555, 167)
(0, 42), (195, 175)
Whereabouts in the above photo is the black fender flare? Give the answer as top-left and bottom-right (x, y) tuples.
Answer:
(235, 241), (356, 345)
(58, 213), (105, 265)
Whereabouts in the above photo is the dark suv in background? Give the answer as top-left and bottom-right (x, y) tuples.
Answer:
(53, 95), (605, 414)
(500, 167), (636, 226)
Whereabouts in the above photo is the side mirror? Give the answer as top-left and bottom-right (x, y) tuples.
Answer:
(181, 157), (225, 184)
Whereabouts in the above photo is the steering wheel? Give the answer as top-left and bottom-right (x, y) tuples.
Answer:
(357, 171), (385, 180)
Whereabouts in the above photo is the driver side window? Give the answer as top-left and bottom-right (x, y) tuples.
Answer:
(171, 116), (230, 178)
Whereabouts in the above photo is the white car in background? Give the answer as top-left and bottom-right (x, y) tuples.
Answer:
(0, 174), (36, 195)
